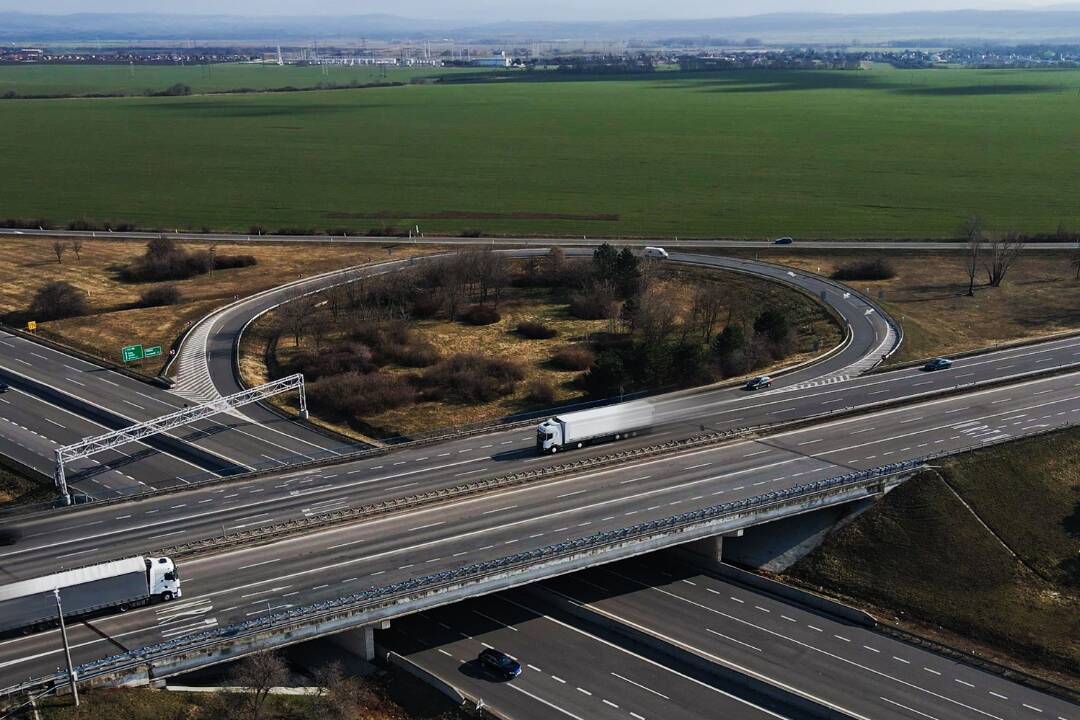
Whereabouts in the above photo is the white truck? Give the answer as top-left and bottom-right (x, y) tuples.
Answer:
(0, 556), (181, 635)
(536, 401), (655, 454)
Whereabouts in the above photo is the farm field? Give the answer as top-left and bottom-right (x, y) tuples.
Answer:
(0, 62), (485, 96)
(1, 68), (1079, 237)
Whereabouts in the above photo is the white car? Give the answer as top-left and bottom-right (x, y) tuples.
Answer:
(643, 246), (669, 259)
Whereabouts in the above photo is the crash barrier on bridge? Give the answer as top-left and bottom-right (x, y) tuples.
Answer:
(1, 460), (920, 699)
(152, 424), (766, 559)
(533, 586), (856, 720)
(380, 650), (466, 707)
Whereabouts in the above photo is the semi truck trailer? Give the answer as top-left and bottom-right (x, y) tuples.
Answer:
(0, 556), (182, 635)
(536, 401), (655, 454)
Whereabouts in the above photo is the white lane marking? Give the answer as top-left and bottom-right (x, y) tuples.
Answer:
(238, 558), (280, 570)
(880, 697), (941, 720)
(611, 672), (670, 700)
(707, 628), (761, 652)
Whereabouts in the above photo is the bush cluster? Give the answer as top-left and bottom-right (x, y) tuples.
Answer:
(516, 321), (558, 339)
(525, 377), (557, 404)
(350, 321), (439, 368)
(138, 285), (182, 308)
(307, 372), (415, 418)
(290, 343), (375, 381)
(550, 346), (595, 371)
(419, 354), (525, 403)
(28, 281), (88, 321)
(830, 258), (896, 281)
(461, 305), (501, 326)
(120, 238), (256, 282)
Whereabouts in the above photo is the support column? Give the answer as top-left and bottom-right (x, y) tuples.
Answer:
(330, 621), (389, 661)
(681, 530), (743, 563)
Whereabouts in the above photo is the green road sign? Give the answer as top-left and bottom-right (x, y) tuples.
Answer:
(144, 346), (163, 358)
(122, 344), (144, 363)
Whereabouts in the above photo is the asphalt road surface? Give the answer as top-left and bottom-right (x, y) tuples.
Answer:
(3, 368), (1080, 690)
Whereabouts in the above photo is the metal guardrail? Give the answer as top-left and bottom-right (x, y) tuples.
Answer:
(4, 460), (922, 700)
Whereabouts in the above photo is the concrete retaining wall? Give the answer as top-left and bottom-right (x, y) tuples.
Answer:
(379, 649), (466, 707)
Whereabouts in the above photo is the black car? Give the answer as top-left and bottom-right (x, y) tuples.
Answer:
(478, 648), (522, 680)
(0, 382), (9, 393)
(744, 375), (772, 391)
(922, 357), (953, 372)
(773, 236), (794, 245)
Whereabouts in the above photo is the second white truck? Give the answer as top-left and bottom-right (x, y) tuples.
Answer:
(536, 401), (655, 454)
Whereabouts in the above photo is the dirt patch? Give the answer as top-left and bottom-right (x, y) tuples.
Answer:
(325, 210), (620, 221)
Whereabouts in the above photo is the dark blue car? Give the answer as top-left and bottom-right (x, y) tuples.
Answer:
(478, 648), (522, 680)
(922, 358), (953, 372)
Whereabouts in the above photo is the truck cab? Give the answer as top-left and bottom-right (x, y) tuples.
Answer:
(147, 556), (182, 601)
(537, 419), (562, 453)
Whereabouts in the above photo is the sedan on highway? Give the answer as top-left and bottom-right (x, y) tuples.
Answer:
(744, 375), (772, 391)
(478, 648), (522, 680)
(0, 382), (8, 393)
(922, 357), (953, 372)
(773, 236), (794, 245)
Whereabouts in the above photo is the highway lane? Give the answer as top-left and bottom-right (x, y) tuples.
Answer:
(3, 334), (1080, 579)
(380, 590), (793, 720)
(0, 228), (1075, 252)
(0, 330), (351, 478)
(4, 370), (1080, 684)
(0, 387), (206, 498)
(548, 560), (1079, 720)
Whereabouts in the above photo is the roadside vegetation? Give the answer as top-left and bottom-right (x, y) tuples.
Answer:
(786, 427), (1080, 688)
(728, 242), (1080, 363)
(0, 237), (433, 374)
(249, 245), (838, 439)
(26, 651), (468, 720)
(1, 68), (1079, 237)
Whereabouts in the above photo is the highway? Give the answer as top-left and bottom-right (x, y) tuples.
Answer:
(0, 227), (1075, 251)
(381, 559), (1079, 720)
(380, 588), (794, 720)
(0, 329), (352, 496)
(4, 367), (1080, 692)
(546, 559), (1077, 720)
(2, 330), (1078, 581)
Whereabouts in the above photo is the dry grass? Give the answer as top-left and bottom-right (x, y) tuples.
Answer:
(0, 237), (435, 373)
(729, 250), (1080, 363)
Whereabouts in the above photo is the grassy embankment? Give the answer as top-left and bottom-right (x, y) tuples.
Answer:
(787, 428), (1080, 688)
(244, 262), (840, 440)
(728, 249), (1080, 363)
(0, 63), (485, 97)
(0, 238), (434, 374)
(0, 68), (1078, 237)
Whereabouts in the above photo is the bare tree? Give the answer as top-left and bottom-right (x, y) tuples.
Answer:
(544, 246), (565, 283)
(278, 291), (312, 348)
(52, 240), (66, 264)
(1071, 240), (1080, 281)
(230, 650), (288, 720)
(689, 283), (728, 344)
(984, 230), (1024, 288)
(962, 215), (983, 297)
(70, 238), (83, 261)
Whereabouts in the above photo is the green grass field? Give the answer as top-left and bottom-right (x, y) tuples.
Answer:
(1, 68), (1079, 237)
(0, 62), (482, 96)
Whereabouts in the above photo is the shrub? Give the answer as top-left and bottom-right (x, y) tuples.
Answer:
(525, 378), (557, 404)
(569, 284), (617, 320)
(410, 294), (441, 319)
(830, 258), (896, 281)
(67, 219), (98, 231)
(120, 238), (257, 282)
(350, 321), (439, 367)
(550, 346), (595, 371)
(138, 284), (182, 308)
(419, 354), (525, 403)
(273, 227), (316, 236)
(459, 228), (483, 238)
(461, 305), (501, 326)
(291, 343), (375, 380)
(516, 321), (558, 339)
(307, 372), (415, 417)
(28, 281), (88, 321)
(578, 351), (629, 398)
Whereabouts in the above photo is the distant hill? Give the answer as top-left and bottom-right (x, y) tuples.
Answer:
(2, 9), (1080, 44)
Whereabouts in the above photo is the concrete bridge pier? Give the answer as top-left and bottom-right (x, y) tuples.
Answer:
(682, 529), (744, 562)
(329, 620), (390, 661)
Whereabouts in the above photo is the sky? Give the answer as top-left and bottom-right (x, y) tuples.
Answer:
(1, 0), (1074, 22)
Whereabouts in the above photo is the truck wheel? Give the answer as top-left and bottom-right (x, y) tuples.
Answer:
(550, 446), (558, 454)
(576, 442), (583, 449)
(161, 591), (173, 602)
(118, 603), (129, 612)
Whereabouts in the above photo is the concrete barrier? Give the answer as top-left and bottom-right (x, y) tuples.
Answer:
(379, 649), (465, 707)
(531, 585), (859, 720)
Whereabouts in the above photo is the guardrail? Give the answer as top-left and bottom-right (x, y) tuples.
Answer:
(2, 460), (921, 700)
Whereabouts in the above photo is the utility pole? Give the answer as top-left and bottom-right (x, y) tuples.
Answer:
(54, 589), (79, 706)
